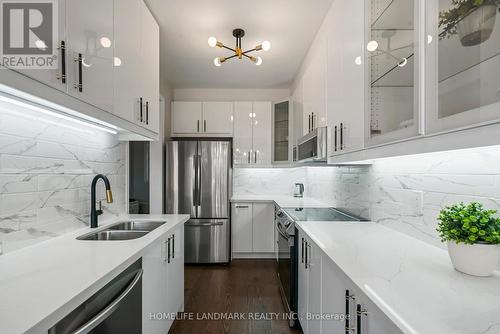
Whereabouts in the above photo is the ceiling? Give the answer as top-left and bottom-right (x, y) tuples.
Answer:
(145, 0), (334, 89)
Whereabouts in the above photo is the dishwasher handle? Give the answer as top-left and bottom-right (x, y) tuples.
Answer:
(73, 268), (143, 334)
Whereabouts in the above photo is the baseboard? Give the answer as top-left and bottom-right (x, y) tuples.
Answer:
(232, 252), (276, 259)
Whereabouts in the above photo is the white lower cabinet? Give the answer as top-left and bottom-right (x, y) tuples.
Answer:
(142, 224), (184, 333)
(231, 202), (275, 257)
(298, 232), (322, 334)
(299, 228), (403, 334)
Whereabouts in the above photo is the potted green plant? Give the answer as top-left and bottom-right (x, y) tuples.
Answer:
(437, 202), (500, 276)
(439, 0), (500, 46)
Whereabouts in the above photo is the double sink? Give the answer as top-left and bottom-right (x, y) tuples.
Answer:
(77, 221), (167, 241)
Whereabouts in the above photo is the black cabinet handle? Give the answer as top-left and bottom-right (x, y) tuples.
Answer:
(345, 290), (357, 333)
(204, 120), (207, 132)
(197, 120), (200, 132)
(57, 41), (66, 83)
(77, 53), (82, 92)
(139, 97), (143, 123)
(340, 122), (344, 150)
(311, 112), (315, 130)
(301, 238), (305, 263)
(356, 304), (362, 334)
(146, 101), (149, 125)
(304, 241), (309, 269)
(334, 125), (338, 152)
(172, 234), (175, 259)
(308, 114), (311, 132)
(167, 237), (171, 263)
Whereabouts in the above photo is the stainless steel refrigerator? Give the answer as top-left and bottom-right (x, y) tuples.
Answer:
(165, 140), (231, 263)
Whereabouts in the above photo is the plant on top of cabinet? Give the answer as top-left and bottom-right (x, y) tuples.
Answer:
(439, 0), (500, 46)
(437, 202), (500, 276)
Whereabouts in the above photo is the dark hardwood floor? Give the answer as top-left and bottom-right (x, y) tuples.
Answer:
(169, 260), (302, 334)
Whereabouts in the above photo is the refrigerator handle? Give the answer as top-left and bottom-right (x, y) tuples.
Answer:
(193, 155), (199, 206)
(197, 154), (202, 207)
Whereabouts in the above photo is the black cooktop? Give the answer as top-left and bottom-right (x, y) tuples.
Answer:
(282, 207), (363, 222)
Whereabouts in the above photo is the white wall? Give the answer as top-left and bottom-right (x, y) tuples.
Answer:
(173, 88), (290, 102)
(0, 105), (126, 254)
(234, 145), (500, 250)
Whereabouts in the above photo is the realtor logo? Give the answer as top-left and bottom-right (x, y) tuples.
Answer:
(0, 0), (58, 69)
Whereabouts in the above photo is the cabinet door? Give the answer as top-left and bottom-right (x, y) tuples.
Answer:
(142, 237), (169, 333)
(292, 79), (304, 148)
(327, 0), (365, 156)
(365, 0), (420, 146)
(233, 102), (253, 165)
(66, 0), (114, 112)
(140, 2), (160, 133)
(252, 101), (272, 165)
(166, 224), (184, 322)
(231, 203), (253, 253)
(113, 0), (142, 123)
(252, 203), (275, 253)
(321, 256), (349, 333)
(202, 102), (233, 135)
(307, 240), (322, 334)
(353, 291), (404, 334)
(425, 1), (500, 135)
(298, 232), (309, 333)
(172, 101), (202, 134)
(13, 0), (67, 93)
(273, 100), (292, 163)
(303, 37), (328, 134)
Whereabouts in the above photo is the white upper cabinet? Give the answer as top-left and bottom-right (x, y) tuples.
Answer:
(66, 0), (114, 112)
(302, 35), (328, 135)
(233, 102), (254, 165)
(140, 2), (160, 133)
(327, 0), (365, 156)
(113, 0), (159, 133)
(171, 101), (233, 136)
(172, 101), (203, 134)
(364, 0), (421, 146)
(202, 102), (234, 134)
(232, 101), (272, 166)
(113, 0), (142, 124)
(425, 0), (500, 134)
(13, 0), (67, 92)
(252, 101), (272, 165)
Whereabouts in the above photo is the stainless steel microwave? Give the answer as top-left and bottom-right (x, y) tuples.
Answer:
(297, 127), (328, 162)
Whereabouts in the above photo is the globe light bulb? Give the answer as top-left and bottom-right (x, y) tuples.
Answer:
(261, 40), (271, 51)
(100, 37), (112, 48)
(208, 36), (217, 48)
(354, 56), (362, 65)
(214, 57), (222, 67)
(114, 57), (122, 67)
(366, 40), (379, 52)
(255, 56), (263, 66)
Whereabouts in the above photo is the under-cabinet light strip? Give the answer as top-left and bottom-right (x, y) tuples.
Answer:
(0, 92), (118, 135)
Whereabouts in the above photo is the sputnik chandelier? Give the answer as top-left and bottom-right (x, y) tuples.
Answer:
(208, 28), (271, 66)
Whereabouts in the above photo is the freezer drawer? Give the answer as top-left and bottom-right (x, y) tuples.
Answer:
(184, 219), (230, 263)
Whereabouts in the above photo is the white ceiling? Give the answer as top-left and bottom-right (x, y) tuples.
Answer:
(145, 0), (334, 89)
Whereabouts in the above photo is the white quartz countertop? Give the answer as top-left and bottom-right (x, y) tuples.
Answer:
(0, 214), (189, 334)
(297, 221), (500, 334)
(231, 194), (330, 208)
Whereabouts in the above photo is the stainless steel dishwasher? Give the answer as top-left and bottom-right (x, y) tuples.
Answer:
(48, 259), (142, 334)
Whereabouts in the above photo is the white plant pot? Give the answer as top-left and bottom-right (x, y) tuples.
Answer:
(447, 241), (500, 277)
(457, 4), (497, 47)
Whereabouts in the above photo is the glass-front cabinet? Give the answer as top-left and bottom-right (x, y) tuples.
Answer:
(365, 0), (421, 146)
(273, 100), (292, 163)
(426, 0), (500, 133)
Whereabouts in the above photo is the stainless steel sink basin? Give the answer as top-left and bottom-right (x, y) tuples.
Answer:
(106, 221), (166, 232)
(77, 230), (148, 241)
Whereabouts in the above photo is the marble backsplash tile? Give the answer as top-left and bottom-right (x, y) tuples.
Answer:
(234, 145), (500, 250)
(0, 109), (126, 254)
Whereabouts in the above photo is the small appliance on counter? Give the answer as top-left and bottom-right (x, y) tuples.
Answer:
(293, 183), (304, 198)
(275, 206), (365, 327)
